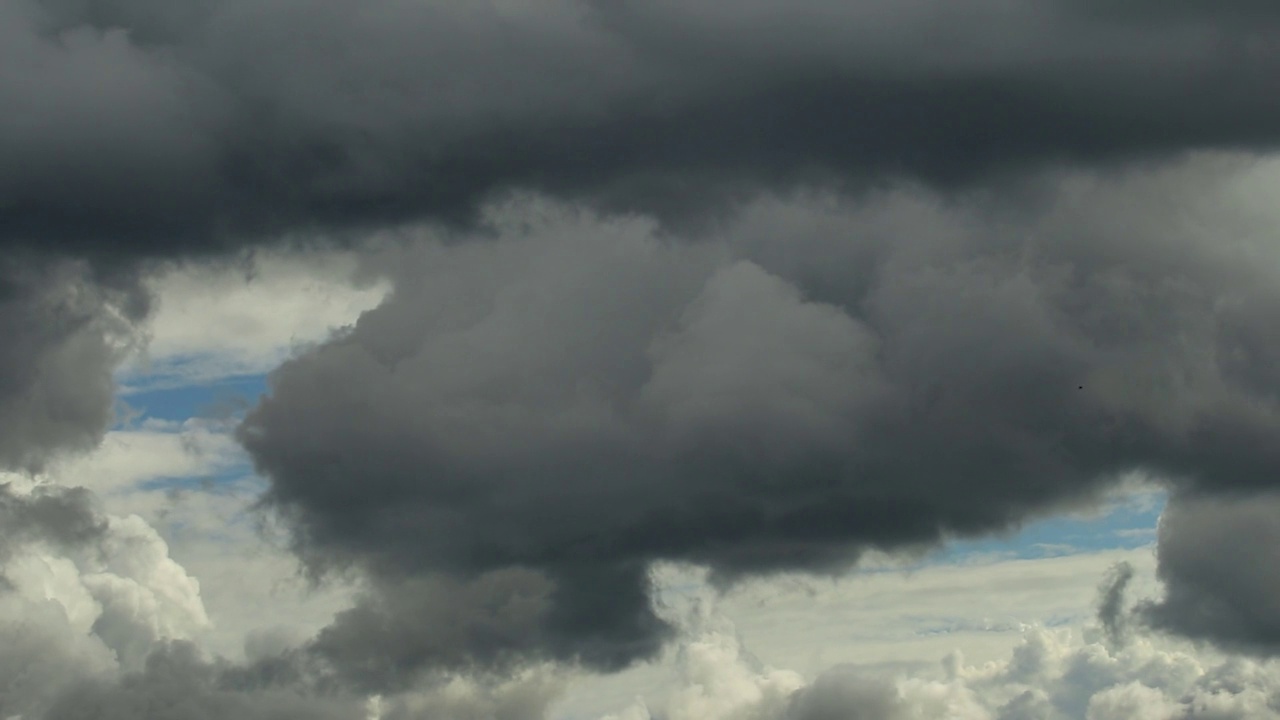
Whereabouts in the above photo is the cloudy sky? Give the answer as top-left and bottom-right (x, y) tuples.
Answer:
(4, 1), (1280, 718)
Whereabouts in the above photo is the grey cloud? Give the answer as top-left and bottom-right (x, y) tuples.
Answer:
(39, 628), (566, 720)
(0, 259), (146, 472)
(0, 595), (120, 720)
(1140, 491), (1280, 654)
(307, 570), (558, 690)
(34, 632), (562, 720)
(995, 690), (1053, 720)
(1095, 562), (1135, 650)
(5, 0), (1280, 254)
(1075, 0), (1280, 24)
(45, 641), (366, 720)
(240, 159), (1280, 676)
(0, 482), (105, 559)
(0, 485), (114, 719)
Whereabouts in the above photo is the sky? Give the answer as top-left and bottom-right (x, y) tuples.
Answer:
(3, 1), (1280, 719)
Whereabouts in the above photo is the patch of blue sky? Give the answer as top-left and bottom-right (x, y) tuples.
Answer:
(938, 491), (1165, 565)
(108, 362), (266, 499)
(116, 373), (269, 424)
(657, 489), (1164, 602)
(134, 464), (260, 495)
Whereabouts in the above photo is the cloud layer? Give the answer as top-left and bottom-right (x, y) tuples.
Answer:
(6, 0), (1280, 254)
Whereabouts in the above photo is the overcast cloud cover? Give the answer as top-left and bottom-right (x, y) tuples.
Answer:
(4, 0), (1280, 254)
(2, 0), (1280, 718)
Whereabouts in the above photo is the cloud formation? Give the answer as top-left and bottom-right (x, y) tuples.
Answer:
(43, 641), (365, 720)
(240, 157), (1280, 675)
(6, 2), (1280, 709)
(1140, 491), (1280, 655)
(5, 475), (1277, 720)
(5, 0), (1280, 254)
(1096, 562), (1135, 650)
(0, 259), (144, 472)
(0, 482), (210, 718)
(601, 608), (1280, 720)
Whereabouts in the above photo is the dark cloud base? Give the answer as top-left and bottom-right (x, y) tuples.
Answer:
(5, 0), (1280, 256)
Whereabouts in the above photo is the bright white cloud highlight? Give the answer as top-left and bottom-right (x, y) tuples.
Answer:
(122, 251), (389, 388)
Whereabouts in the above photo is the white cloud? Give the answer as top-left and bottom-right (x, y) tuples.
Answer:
(375, 668), (567, 720)
(76, 514), (211, 670)
(0, 422), (355, 666)
(121, 251), (389, 388)
(713, 547), (1162, 675)
(659, 632), (803, 720)
(587, 603), (1280, 720)
(553, 548), (1161, 719)
(32, 422), (242, 510)
(0, 485), (211, 718)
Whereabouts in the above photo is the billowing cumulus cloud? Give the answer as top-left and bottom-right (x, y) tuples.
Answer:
(5, 0), (1280, 255)
(598, 607), (1280, 720)
(0, 482), (210, 718)
(240, 157), (1280, 676)
(0, 480), (565, 720)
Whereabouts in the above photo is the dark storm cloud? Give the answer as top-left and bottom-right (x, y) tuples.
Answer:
(240, 158), (1280, 677)
(306, 570), (558, 690)
(0, 259), (146, 471)
(1140, 492), (1280, 654)
(5, 0), (1280, 254)
(299, 565), (660, 691)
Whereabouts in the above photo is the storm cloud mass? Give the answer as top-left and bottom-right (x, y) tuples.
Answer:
(5, 0), (1280, 255)
(242, 160), (1280, 674)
